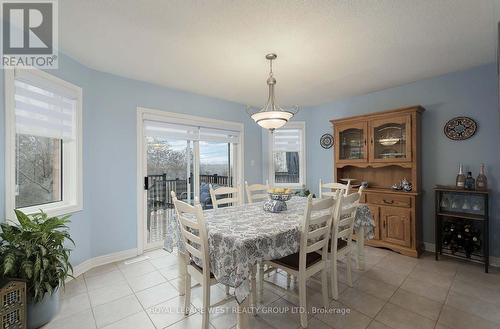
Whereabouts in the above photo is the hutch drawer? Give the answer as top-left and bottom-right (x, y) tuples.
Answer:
(366, 193), (412, 208)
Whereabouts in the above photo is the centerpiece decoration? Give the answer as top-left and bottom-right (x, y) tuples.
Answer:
(263, 187), (293, 213)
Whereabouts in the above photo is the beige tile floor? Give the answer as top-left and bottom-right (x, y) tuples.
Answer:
(43, 247), (500, 329)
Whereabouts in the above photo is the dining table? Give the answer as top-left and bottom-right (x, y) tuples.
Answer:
(164, 196), (375, 329)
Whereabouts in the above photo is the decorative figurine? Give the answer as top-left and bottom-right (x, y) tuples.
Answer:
(391, 178), (412, 192)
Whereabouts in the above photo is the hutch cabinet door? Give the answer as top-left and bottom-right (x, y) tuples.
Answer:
(368, 205), (380, 240)
(380, 207), (412, 247)
(369, 114), (412, 163)
(334, 121), (368, 163)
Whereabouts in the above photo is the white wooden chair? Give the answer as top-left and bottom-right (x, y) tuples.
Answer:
(209, 184), (240, 209)
(262, 194), (336, 328)
(171, 191), (233, 329)
(245, 180), (269, 203)
(329, 191), (361, 299)
(319, 179), (350, 198)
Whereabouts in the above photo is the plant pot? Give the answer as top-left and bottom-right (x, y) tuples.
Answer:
(27, 288), (60, 329)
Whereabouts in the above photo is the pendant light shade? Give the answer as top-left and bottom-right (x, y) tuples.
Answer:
(246, 54), (299, 131)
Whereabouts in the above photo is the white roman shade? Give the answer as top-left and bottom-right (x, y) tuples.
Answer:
(14, 70), (78, 140)
(144, 120), (240, 144)
(199, 127), (240, 143)
(273, 128), (301, 152)
(144, 121), (199, 140)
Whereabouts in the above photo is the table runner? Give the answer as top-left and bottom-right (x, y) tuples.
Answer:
(164, 196), (374, 303)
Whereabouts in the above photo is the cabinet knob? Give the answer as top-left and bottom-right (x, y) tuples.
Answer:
(383, 199), (394, 204)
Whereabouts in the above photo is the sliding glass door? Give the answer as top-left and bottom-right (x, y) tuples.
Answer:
(199, 141), (234, 209)
(142, 118), (240, 250)
(145, 136), (194, 248)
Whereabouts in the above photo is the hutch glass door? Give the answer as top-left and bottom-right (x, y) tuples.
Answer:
(370, 115), (411, 162)
(336, 122), (367, 163)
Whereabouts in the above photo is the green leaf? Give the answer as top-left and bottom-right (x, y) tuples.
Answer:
(0, 210), (74, 300)
(14, 209), (33, 229)
(3, 252), (17, 275)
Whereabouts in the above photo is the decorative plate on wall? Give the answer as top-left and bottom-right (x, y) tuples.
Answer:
(444, 116), (477, 140)
(320, 133), (334, 149)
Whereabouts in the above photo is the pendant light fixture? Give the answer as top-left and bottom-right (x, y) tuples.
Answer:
(246, 53), (299, 132)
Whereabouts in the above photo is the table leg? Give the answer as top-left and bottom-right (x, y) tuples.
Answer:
(177, 251), (187, 295)
(237, 297), (250, 329)
(258, 262), (263, 304)
(250, 265), (257, 312)
(357, 227), (365, 271)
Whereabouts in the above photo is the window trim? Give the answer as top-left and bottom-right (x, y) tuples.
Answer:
(4, 69), (83, 220)
(268, 121), (306, 188)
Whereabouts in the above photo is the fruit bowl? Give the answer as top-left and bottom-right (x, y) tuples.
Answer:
(264, 188), (293, 213)
(268, 192), (292, 202)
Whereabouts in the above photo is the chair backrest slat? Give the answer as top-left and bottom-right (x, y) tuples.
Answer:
(180, 228), (202, 245)
(307, 225), (331, 240)
(245, 180), (269, 203)
(210, 184), (240, 209)
(310, 213), (334, 226)
(177, 214), (201, 230)
(337, 227), (352, 240)
(299, 195), (336, 266)
(171, 191), (210, 273)
(331, 190), (361, 252)
(319, 178), (350, 198)
(184, 241), (203, 259)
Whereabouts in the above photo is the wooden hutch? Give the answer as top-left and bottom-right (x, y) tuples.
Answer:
(331, 106), (424, 257)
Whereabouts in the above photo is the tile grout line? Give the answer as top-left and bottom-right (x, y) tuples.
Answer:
(431, 263), (458, 329)
(362, 256), (417, 329)
(308, 252), (383, 328)
(95, 254), (187, 328)
(120, 258), (167, 329)
(86, 256), (178, 328)
(82, 273), (99, 329)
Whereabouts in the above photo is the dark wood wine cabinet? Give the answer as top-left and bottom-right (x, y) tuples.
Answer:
(434, 186), (489, 273)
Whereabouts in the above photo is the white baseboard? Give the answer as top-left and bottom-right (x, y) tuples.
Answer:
(423, 242), (499, 268)
(423, 242), (435, 252)
(69, 248), (138, 281)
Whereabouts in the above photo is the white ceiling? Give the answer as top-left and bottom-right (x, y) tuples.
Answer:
(60, 0), (500, 107)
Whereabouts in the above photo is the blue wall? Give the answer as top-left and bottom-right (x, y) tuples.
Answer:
(0, 54), (263, 265)
(302, 63), (499, 257)
(84, 67), (263, 257)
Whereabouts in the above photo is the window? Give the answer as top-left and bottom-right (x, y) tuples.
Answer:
(5, 69), (82, 218)
(269, 122), (305, 187)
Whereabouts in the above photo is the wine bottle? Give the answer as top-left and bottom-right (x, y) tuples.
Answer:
(465, 171), (475, 190)
(456, 164), (465, 189)
(476, 164), (488, 190)
(472, 234), (481, 252)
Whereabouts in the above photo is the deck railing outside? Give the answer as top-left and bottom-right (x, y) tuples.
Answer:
(147, 173), (234, 210)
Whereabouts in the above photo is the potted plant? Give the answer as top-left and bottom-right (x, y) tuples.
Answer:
(0, 210), (74, 329)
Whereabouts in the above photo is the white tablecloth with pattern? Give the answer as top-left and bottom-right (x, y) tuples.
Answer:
(164, 196), (374, 303)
